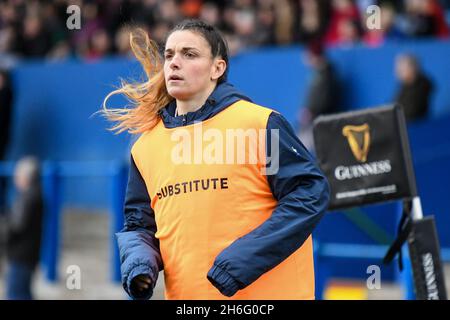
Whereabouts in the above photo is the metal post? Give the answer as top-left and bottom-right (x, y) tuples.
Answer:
(411, 196), (423, 220)
(41, 161), (61, 282)
(393, 201), (415, 299)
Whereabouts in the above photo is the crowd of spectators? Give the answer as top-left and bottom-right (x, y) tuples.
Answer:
(0, 0), (449, 65)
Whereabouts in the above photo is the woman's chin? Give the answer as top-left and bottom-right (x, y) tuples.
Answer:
(167, 88), (190, 100)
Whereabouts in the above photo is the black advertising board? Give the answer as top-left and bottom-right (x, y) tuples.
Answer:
(313, 104), (417, 210)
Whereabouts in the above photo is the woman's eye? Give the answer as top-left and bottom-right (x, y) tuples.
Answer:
(165, 54), (172, 60)
(185, 52), (195, 58)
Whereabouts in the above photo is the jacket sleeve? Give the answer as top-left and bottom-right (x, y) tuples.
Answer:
(8, 192), (34, 234)
(207, 111), (330, 297)
(7, 189), (41, 243)
(116, 154), (163, 300)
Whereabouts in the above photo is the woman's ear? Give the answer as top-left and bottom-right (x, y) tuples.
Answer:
(211, 59), (226, 81)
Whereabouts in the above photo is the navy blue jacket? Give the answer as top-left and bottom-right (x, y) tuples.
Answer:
(116, 82), (330, 299)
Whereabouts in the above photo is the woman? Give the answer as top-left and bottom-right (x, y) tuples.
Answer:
(103, 19), (330, 300)
(6, 156), (44, 300)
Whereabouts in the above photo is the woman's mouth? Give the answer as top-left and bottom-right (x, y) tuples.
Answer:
(169, 75), (183, 82)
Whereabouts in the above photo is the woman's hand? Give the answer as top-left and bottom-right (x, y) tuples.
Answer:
(131, 274), (152, 293)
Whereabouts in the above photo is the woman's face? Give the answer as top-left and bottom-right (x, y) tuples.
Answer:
(164, 30), (224, 101)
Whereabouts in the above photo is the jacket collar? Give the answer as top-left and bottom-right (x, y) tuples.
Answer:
(159, 82), (251, 128)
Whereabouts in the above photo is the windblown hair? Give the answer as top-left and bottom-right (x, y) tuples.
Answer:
(101, 20), (229, 134)
(101, 28), (171, 134)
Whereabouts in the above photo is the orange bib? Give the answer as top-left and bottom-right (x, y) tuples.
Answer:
(132, 100), (314, 299)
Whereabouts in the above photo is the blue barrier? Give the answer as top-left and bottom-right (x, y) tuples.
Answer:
(2, 160), (448, 297)
(0, 160), (127, 283)
(314, 198), (449, 300)
(108, 162), (127, 283)
(4, 42), (450, 285)
(314, 241), (449, 299)
(6, 39), (450, 208)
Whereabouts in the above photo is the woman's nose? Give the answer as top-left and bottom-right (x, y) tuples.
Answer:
(169, 54), (181, 70)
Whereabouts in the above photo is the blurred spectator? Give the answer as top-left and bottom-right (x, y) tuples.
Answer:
(0, 70), (13, 212)
(5, 156), (44, 300)
(0, 16), (20, 68)
(157, 0), (181, 24)
(47, 41), (72, 61)
(71, 1), (104, 58)
(0, 0), (449, 60)
(0, 70), (13, 163)
(293, 0), (330, 45)
(402, 0), (449, 38)
(298, 42), (340, 150)
(150, 21), (171, 48)
(223, 31), (243, 56)
(363, 4), (406, 47)
(17, 15), (52, 57)
(41, 1), (68, 49)
(254, 0), (276, 45)
(85, 28), (112, 61)
(200, 2), (222, 29)
(394, 53), (434, 121)
(337, 16), (362, 47)
(0, 25), (16, 54)
(136, 0), (158, 26)
(356, 0), (376, 15)
(231, 2), (260, 48)
(301, 42), (340, 123)
(324, 0), (362, 47)
(0, 70), (13, 275)
(180, 0), (203, 18)
(429, 0), (450, 37)
(273, 0), (295, 45)
(114, 25), (133, 57)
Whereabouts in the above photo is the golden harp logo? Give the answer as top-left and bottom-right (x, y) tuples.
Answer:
(342, 123), (370, 162)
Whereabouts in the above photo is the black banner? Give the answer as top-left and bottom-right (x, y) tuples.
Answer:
(1, 300), (449, 318)
(408, 216), (448, 300)
(313, 104), (417, 210)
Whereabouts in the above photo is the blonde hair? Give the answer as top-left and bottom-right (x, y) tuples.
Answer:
(101, 28), (173, 134)
(15, 156), (40, 186)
